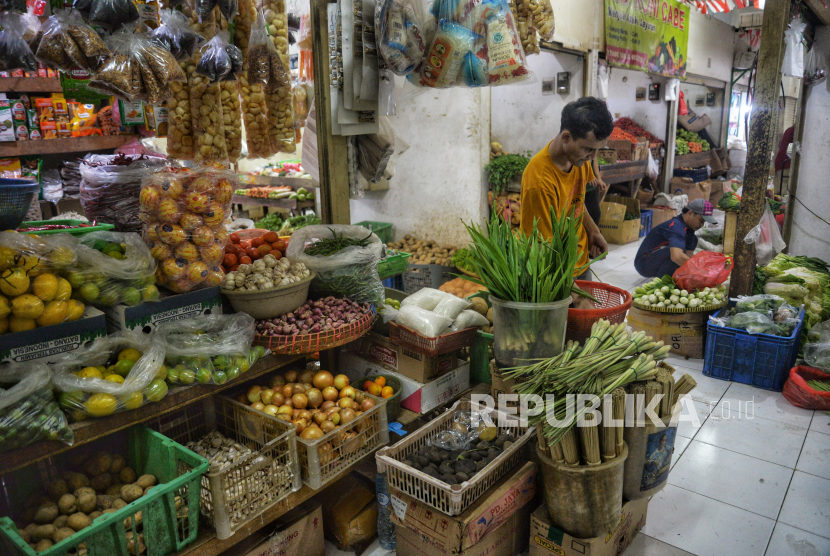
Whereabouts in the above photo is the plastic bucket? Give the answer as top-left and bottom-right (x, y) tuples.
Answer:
(622, 415), (677, 500)
(537, 441), (627, 538)
(490, 296), (570, 367)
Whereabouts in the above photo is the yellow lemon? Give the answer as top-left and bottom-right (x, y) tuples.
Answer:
(32, 273), (58, 302)
(118, 348), (143, 362)
(0, 268), (30, 297)
(36, 300), (67, 327)
(84, 393), (118, 417)
(96, 366), (107, 373)
(104, 374), (125, 384)
(0, 295), (9, 319)
(0, 247), (14, 270)
(0, 317), (7, 334)
(9, 316), (36, 333)
(55, 277), (72, 301)
(77, 367), (104, 379)
(10, 294), (44, 320)
(120, 391), (143, 411)
(50, 246), (74, 267)
(13, 252), (42, 275)
(65, 299), (85, 321)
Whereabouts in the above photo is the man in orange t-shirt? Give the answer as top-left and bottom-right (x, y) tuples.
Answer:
(520, 97), (614, 279)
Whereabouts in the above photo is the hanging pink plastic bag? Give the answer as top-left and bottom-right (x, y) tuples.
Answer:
(673, 251), (733, 292)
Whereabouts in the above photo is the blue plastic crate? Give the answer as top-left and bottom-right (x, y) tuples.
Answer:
(639, 210), (653, 238)
(382, 275), (404, 290)
(703, 304), (806, 391)
(673, 167), (709, 183)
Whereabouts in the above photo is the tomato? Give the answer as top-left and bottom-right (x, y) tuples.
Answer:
(229, 232), (241, 244)
(239, 256), (252, 265)
(272, 239), (287, 252)
(223, 253), (238, 266)
(246, 247), (261, 260)
(251, 237), (264, 248)
(240, 240), (251, 249)
(229, 264), (240, 272)
(263, 231), (279, 243)
(257, 244), (272, 256)
(270, 249), (283, 260)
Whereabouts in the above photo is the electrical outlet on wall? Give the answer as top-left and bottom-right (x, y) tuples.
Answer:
(707, 58), (712, 68)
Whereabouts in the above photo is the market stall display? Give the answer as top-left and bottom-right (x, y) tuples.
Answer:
(754, 253), (830, 334)
(633, 275), (728, 312)
(675, 128), (710, 155)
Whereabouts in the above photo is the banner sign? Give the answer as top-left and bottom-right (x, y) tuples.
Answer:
(605, 0), (690, 78)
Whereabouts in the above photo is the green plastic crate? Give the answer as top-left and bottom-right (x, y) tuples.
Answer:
(0, 426), (208, 556)
(18, 219), (115, 236)
(466, 291), (493, 384)
(356, 221), (393, 244)
(378, 252), (411, 280)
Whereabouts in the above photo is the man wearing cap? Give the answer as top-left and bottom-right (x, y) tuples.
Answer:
(634, 199), (718, 278)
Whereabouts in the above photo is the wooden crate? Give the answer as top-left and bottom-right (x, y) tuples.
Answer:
(723, 211), (738, 255)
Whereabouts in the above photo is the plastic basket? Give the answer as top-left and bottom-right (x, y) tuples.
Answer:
(358, 374), (402, 422)
(673, 167), (709, 183)
(639, 210), (653, 238)
(17, 219), (116, 235)
(378, 252), (411, 280)
(402, 263), (457, 294)
(567, 281), (633, 344)
(376, 399), (535, 516)
(703, 305), (806, 391)
(0, 426), (208, 556)
(389, 322), (479, 357)
(355, 220), (393, 244)
(0, 179), (39, 230)
(253, 308), (376, 355)
(146, 396), (301, 540)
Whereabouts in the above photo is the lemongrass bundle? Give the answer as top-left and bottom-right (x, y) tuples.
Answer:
(672, 373), (698, 408)
(537, 427), (550, 458)
(579, 413), (601, 465)
(645, 381), (662, 415)
(656, 369), (675, 419)
(550, 440), (565, 463)
(601, 388), (624, 462)
(612, 388), (626, 456)
(630, 382), (646, 427)
(560, 427), (580, 466)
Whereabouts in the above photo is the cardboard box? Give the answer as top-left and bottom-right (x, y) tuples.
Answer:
(350, 331), (458, 382)
(647, 206), (677, 228)
(597, 147), (617, 164)
(528, 499), (648, 556)
(0, 307), (107, 364)
(338, 350), (470, 414)
(102, 286), (222, 334)
(605, 138), (648, 162)
(670, 178), (711, 203)
(599, 195), (641, 245)
(708, 179), (733, 208)
(314, 473), (377, 550)
(233, 500), (325, 556)
(627, 306), (710, 359)
(678, 112), (712, 133)
(391, 462), (537, 556)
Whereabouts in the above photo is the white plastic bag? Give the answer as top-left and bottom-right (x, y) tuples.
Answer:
(664, 78), (679, 101)
(744, 202), (786, 266)
(400, 288), (452, 311)
(782, 17), (806, 78)
(433, 295), (471, 319)
(449, 309), (489, 331)
(647, 149), (659, 180)
(804, 45), (827, 86)
(396, 305), (452, 337)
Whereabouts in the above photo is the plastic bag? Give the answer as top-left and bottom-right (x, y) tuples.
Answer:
(711, 311), (797, 336)
(807, 320), (830, 343)
(782, 16), (806, 78)
(744, 202), (786, 266)
(734, 294), (785, 315)
(696, 226), (723, 245)
(804, 45), (827, 87)
(156, 314), (267, 385)
(218, 0), (238, 22)
(673, 251), (733, 292)
(195, 32), (240, 82)
(356, 117), (398, 183)
(51, 332), (167, 422)
(140, 165), (238, 293)
(0, 363), (74, 452)
(80, 153), (168, 232)
(151, 9), (205, 62)
(194, 0), (218, 23)
(35, 9), (109, 73)
(782, 366), (830, 411)
(647, 149), (659, 180)
(88, 0), (140, 27)
(247, 10), (290, 93)
(0, 13), (38, 72)
(396, 305), (452, 337)
(400, 287), (452, 311)
(449, 309), (489, 331)
(286, 225), (385, 304)
(375, 0), (428, 76)
(433, 295), (471, 319)
(72, 231), (159, 307)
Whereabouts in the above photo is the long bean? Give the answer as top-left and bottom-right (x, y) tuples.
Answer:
(305, 228), (373, 256)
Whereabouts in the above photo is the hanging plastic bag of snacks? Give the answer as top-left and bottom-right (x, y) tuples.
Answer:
(88, 0), (140, 27)
(528, 0), (554, 41)
(375, 0), (428, 76)
(259, 0), (296, 153)
(195, 32), (243, 82)
(234, 0), (274, 158)
(168, 61), (196, 160)
(139, 165), (238, 293)
(35, 9), (110, 73)
(151, 9), (205, 61)
(218, 0), (238, 23)
(247, 10), (290, 91)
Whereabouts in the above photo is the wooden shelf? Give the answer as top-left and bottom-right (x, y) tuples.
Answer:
(0, 353), (303, 477)
(240, 175), (318, 188)
(0, 77), (63, 93)
(600, 160), (649, 185)
(232, 195), (315, 210)
(0, 135), (136, 157)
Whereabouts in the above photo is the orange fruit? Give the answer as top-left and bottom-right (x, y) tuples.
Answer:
(363, 380), (374, 392)
(374, 376), (386, 388)
(381, 386), (394, 399)
(368, 383), (382, 397)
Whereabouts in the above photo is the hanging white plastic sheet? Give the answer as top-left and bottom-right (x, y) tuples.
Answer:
(782, 17), (806, 78)
(665, 78), (679, 101)
(597, 64), (609, 99)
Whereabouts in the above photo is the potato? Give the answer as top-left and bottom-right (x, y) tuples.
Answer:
(470, 297), (488, 316)
(126, 531), (146, 556)
(54, 527), (75, 543)
(85, 453), (112, 477)
(77, 493), (97, 514)
(112, 499), (127, 510)
(119, 467), (137, 485)
(67, 513), (92, 532)
(47, 479), (69, 502)
(106, 484), (125, 497)
(18, 528), (30, 543)
(53, 514), (69, 528)
(143, 486), (154, 496)
(108, 455), (126, 475)
(88, 511), (102, 520)
(68, 451), (88, 470)
(34, 539), (53, 552)
(67, 473), (89, 492)
(124, 510), (143, 528)
(24, 523), (38, 539)
(121, 484), (144, 503)
(100, 508), (118, 516)
(33, 503), (59, 524)
(74, 487), (95, 499)
(57, 494), (77, 515)
(486, 307), (493, 324)
(32, 524), (56, 542)
(96, 496), (114, 511)
(135, 475), (157, 490)
(89, 472), (112, 492)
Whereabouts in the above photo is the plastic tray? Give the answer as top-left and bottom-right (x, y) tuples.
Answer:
(146, 396), (301, 540)
(402, 263), (457, 294)
(17, 219), (115, 235)
(378, 252), (411, 280)
(355, 220), (393, 244)
(389, 322), (479, 357)
(639, 210), (653, 238)
(253, 308), (376, 355)
(631, 299), (728, 314)
(376, 399), (535, 516)
(704, 305), (805, 391)
(0, 426), (208, 556)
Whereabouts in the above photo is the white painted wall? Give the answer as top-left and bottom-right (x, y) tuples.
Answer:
(490, 50), (585, 154)
(605, 68), (669, 141)
(686, 10), (737, 82)
(789, 25), (830, 261)
(348, 81), (491, 245)
(550, 0), (604, 51)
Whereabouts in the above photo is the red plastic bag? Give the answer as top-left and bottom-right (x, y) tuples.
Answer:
(678, 90), (688, 116)
(673, 251), (732, 292)
(783, 366), (830, 410)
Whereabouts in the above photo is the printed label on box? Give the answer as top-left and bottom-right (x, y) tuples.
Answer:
(391, 495), (407, 522)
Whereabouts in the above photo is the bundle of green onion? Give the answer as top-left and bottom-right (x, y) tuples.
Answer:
(502, 319), (671, 446)
(462, 206), (600, 303)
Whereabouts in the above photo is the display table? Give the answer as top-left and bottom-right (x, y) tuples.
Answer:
(599, 160), (649, 198)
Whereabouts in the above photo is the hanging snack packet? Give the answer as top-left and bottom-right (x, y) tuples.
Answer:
(247, 10), (290, 93)
(375, 0), (427, 76)
(485, 1), (531, 85)
(88, 0), (140, 27)
(194, 0), (219, 23)
(412, 21), (479, 88)
(195, 33), (233, 82)
(0, 14), (38, 72)
(218, 0), (238, 23)
(151, 9), (205, 61)
(35, 9), (91, 72)
(225, 42), (244, 78)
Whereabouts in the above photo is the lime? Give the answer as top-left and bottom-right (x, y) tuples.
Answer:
(107, 251), (126, 260)
(102, 243), (124, 256)
(79, 283), (100, 302)
(98, 288), (120, 306)
(155, 364), (168, 380)
(195, 367), (212, 384)
(77, 367), (103, 379)
(120, 391), (143, 410)
(122, 287), (141, 306)
(66, 271), (86, 289)
(226, 366), (240, 381)
(253, 346), (266, 361)
(114, 359), (135, 377)
(104, 374), (124, 384)
(119, 348), (142, 361)
(84, 393), (117, 417)
(179, 369), (196, 385)
(144, 379), (168, 402)
(212, 370), (227, 384)
(212, 354), (230, 371)
(166, 365), (181, 383)
(232, 356), (250, 373)
(58, 391), (85, 410)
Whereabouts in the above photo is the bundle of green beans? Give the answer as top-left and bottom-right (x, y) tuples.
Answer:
(503, 319), (671, 446)
(807, 379), (830, 392)
(305, 228), (374, 256)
